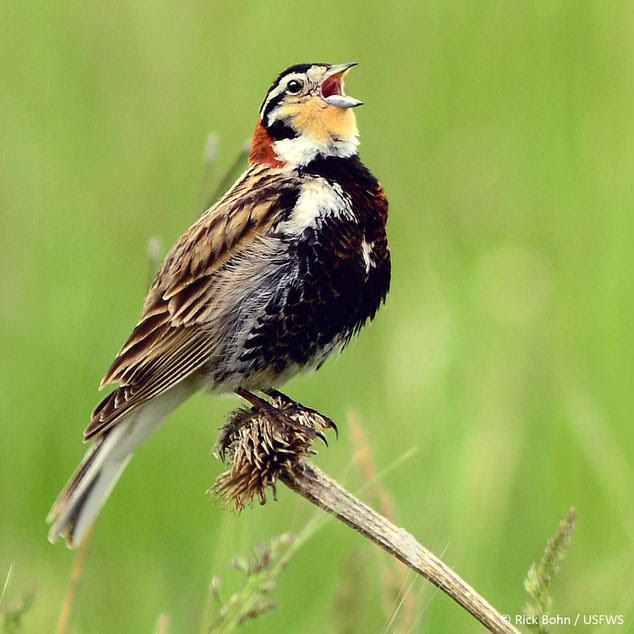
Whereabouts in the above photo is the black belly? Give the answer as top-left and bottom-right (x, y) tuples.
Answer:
(239, 216), (390, 376)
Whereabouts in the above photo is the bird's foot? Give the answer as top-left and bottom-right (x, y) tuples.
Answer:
(213, 388), (338, 509)
(231, 387), (333, 446)
(264, 389), (339, 440)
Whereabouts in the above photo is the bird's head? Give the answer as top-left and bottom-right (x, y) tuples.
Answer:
(249, 62), (362, 169)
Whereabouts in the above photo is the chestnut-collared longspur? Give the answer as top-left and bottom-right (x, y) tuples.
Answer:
(48, 62), (390, 546)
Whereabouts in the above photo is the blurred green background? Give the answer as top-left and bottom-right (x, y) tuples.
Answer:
(1, 1), (633, 632)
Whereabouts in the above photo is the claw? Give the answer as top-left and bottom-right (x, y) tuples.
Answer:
(314, 429), (329, 447)
(321, 414), (338, 439)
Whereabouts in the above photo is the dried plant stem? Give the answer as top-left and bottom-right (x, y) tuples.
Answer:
(155, 612), (170, 634)
(281, 461), (520, 634)
(214, 402), (519, 633)
(204, 139), (250, 211)
(55, 529), (92, 634)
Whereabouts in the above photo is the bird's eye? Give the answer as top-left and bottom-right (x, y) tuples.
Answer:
(286, 79), (304, 95)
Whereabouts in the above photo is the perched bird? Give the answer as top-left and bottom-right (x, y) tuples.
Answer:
(48, 62), (391, 547)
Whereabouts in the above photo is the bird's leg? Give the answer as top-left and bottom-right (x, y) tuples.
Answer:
(264, 389), (338, 439)
(235, 387), (328, 445)
(235, 387), (273, 411)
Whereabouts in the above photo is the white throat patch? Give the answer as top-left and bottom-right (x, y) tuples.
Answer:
(273, 134), (359, 169)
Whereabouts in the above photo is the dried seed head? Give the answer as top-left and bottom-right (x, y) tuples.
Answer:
(211, 395), (333, 510)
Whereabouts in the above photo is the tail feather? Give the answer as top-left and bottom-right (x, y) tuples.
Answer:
(47, 380), (197, 547)
(47, 421), (136, 546)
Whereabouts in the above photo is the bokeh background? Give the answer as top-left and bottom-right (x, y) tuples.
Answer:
(1, 1), (633, 632)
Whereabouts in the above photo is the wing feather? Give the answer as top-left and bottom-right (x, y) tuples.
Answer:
(85, 165), (297, 440)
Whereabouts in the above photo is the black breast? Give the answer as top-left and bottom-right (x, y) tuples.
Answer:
(305, 155), (391, 329)
(239, 155), (390, 376)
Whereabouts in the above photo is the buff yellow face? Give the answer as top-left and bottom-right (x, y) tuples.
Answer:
(256, 63), (363, 165)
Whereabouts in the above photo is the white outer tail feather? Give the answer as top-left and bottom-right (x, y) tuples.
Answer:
(47, 379), (198, 547)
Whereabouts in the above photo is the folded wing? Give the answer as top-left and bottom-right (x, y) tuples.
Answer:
(85, 165), (297, 440)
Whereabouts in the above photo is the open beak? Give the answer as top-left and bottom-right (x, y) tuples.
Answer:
(320, 62), (363, 109)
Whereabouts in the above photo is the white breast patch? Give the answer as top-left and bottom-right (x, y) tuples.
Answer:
(279, 178), (354, 235)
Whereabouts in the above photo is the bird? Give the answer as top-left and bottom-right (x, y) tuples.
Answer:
(47, 62), (391, 547)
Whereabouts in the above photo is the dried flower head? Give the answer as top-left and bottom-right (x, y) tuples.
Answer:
(211, 394), (334, 510)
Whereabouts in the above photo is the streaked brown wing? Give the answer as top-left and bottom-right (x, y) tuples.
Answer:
(85, 165), (296, 440)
